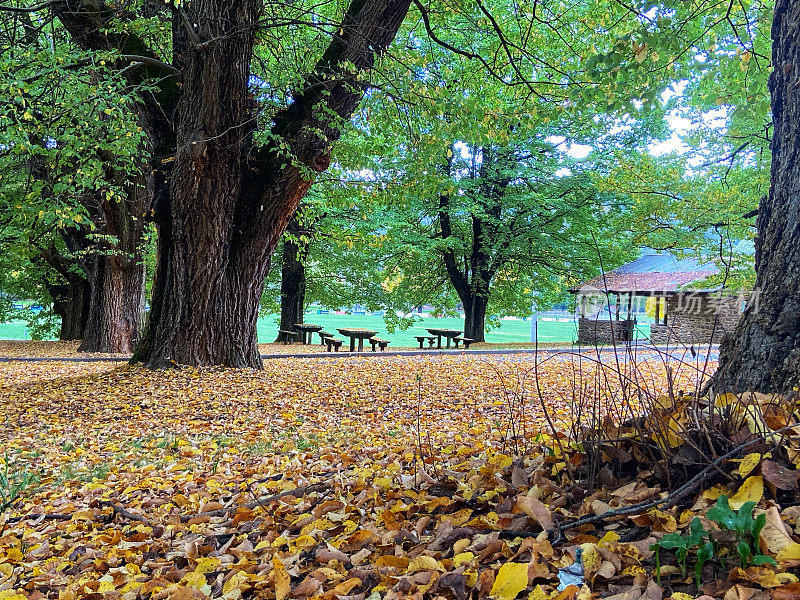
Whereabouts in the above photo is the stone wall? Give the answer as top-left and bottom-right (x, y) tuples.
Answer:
(649, 294), (748, 345)
(577, 318), (634, 345)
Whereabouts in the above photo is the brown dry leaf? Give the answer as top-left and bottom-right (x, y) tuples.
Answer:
(0, 347), (736, 600)
(511, 465), (528, 488)
(771, 583), (800, 600)
(439, 571), (469, 600)
(642, 579), (662, 600)
(166, 588), (208, 600)
(725, 585), (762, 600)
(762, 461), (800, 491)
(730, 567), (799, 589)
(518, 494), (554, 531)
(632, 509), (677, 533)
(595, 561), (617, 580)
(759, 507), (796, 554)
(477, 567), (496, 598)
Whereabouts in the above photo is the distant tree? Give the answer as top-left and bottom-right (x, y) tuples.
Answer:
(0, 7), (151, 351)
(374, 140), (632, 341)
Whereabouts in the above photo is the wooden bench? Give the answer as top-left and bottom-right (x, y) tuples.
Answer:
(414, 335), (436, 349)
(368, 337), (390, 352)
(453, 336), (475, 349)
(318, 331), (334, 345)
(323, 338), (343, 352)
(278, 329), (298, 345)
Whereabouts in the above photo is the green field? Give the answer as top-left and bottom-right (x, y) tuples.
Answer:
(0, 313), (588, 347)
(0, 321), (31, 341)
(1, 312), (660, 348)
(258, 313), (579, 347)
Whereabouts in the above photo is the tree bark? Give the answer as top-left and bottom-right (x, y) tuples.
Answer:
(39, 247), (90, 340)
(276, 216), (309, 336)
(437, 146), (505, 343)
(51, 280), (90, 340)
(78, 170), (149, 353)
(463, 293), (488, 342)
(134, 0), (412, 368)
(78, 256), (146, 353)
(28, 1), (166, 353)
(712, 0), (800, 393)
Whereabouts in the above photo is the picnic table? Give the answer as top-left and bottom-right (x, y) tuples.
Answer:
(336, 328), (378, 352)
(426, 328), (463, 349)
(294, 323), (324, 345)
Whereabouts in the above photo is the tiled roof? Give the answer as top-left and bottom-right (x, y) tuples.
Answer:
(570, 254), (719, 294)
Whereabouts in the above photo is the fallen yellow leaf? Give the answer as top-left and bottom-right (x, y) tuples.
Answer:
(730, 476), (764, 509)
(273, 557), (291, 600)
(490, 562), (529, 600)
(738, 453), (763, 478)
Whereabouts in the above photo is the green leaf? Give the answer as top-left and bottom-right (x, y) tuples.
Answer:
(708, 496), (738, 530)
(752, 512), (767, 544)
(737, 539), (752, 564)
(696, 542), (714, 588)
(687, 517), (708, 546)
(655, 533), (687, 550)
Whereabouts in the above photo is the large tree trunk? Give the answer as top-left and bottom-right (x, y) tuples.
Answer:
(134, 0), (412, 368)
(78, 255), (146, 353)
(39, 247), (90, 340)
(277, 219), (309, 336)
(74, 160), (149, 353)
(52, 281), (90, 340)
(463, 293), (488, 342)
(712, 0), (800, 393)
(132, 0), (262, 368)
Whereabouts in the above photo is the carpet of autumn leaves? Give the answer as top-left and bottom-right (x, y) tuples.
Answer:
(0, 347), (799, 600)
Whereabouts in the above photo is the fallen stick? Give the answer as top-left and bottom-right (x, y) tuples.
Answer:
(5, 481), (331, 526)
(179, 481), (331, 522)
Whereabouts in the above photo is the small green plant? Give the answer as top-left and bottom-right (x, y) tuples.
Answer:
(652, 495), (777, 589)
(0, 455), (39, 517)
(652, 517), (712, 587)
(707, 496), (775, 568)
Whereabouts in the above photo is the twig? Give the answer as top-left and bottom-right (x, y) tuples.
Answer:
(179, 481), (331, 521)
(246, 482), (271, 515)
(110, 503), (151, 526)
(0, 0), (58, 13)
(7, 481), (331, 525)
(547, 428), (791, 543)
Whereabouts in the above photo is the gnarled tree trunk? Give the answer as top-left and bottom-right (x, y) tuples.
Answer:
(712, 0), (800, 393)
(46, 0), (177, 353)
(39, 246), (90, 340)
(134, 0), (412, 368)
(78, 256), (146, 353)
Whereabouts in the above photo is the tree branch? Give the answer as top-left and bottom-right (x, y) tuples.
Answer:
(0, 0), (58, 13)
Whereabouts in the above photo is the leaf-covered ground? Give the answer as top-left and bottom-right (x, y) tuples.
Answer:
(1, 348), (797, 600)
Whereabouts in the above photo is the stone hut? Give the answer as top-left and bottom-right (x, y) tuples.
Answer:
(569, 254), (751, 346)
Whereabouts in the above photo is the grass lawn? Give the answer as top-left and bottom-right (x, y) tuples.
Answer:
(2, 313), (654, 347)
(0, 321), (31, 340)
(256, 313), (581, 347)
